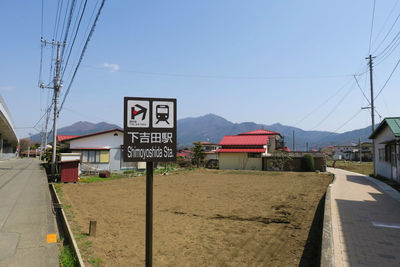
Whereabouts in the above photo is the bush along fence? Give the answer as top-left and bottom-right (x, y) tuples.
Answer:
(263, 152), (326, 172)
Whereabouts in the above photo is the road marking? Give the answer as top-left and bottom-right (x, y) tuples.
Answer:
(46, 234), (57, 243)
(372, 222), (400, 229)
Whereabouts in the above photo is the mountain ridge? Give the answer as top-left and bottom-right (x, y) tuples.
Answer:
(28, 114), (374, 149)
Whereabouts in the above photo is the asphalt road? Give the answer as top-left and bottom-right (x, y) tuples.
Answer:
(0, 158), (58, 266)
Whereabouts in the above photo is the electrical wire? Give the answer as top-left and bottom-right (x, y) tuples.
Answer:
(84, 64), (355, 80)
(59, 0), (106, 114)
(374, 55), (400, 100)
(292, 78), (353, 127)
(373, 1), (400, 54)
(353, 75), (370, 104)
(61, 0), (77, 60)
(61, 0), (88, 80)
(308, 81), (356, 131)
(368, 0), (376, 54)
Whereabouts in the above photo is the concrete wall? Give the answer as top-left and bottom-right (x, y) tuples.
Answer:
(374, 127), (395, 180)
(219, 152), (262, 170)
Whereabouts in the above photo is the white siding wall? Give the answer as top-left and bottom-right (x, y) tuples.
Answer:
(69, 131), (145, 171)
(374, 127), (395, 179)
(219, 153), (262, 170)
(69, 131), (123, 149)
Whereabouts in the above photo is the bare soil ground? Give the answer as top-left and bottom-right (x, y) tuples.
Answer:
(60, 169), (332, 266)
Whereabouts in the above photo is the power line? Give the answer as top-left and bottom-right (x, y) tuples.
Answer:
(61, 0), (78, 60)
(59, 0), (106, 114)
(293, 78), (353, 127)
(372, 0), (400, 52)
(308, 81), (356, 131)
(61, 0), (88, 80)
(84, 64), (355, 80)
(368, 0), (377, 54)
(354, 75), (370, 104)
(375, 55), (400, 100)
(314, 108), (364, 145)
(373, 1), (400, 54)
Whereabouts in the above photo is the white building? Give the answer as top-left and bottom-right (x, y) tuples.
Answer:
(332, 144), (358, 160)
(369, 118), (400, 182)
(60, 129), (144, 172)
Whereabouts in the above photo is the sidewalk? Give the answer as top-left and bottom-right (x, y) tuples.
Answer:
(328, 167), (400, 267)
(0, 158), (58, 266)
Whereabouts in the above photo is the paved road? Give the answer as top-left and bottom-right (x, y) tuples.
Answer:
(0, 158), (58, 266)
(328, 167), (400, 267)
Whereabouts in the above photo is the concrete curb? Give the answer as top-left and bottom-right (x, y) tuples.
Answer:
(320, 173), (336, 267)
(49, 184), (85, 267)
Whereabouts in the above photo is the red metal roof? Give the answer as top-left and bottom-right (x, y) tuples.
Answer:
(70, 147), (110, 150)
(65, 128), (123, 141)
(219, 135), (268, 146)
(217, 148), (266, 153)
(57, 135), (80, 142)
(239, 129), (280, 135)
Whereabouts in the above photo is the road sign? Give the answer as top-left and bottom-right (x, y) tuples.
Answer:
(123, 97), (177, 162)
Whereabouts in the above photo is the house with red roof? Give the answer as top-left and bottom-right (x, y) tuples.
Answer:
(59, 128), (145, 172)
(217, 129), (284, 170)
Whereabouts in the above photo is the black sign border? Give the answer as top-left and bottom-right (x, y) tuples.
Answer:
(123, 97), (177, 162)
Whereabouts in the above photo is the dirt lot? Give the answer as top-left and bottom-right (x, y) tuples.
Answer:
(60, 169), (332, 266)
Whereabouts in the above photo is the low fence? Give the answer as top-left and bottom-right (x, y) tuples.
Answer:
(263, 152), (327, 172)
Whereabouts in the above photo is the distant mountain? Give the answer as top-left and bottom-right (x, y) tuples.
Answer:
(177, 114), (375, 149)
(27, 114), (375, 150)
(29, 121), (121, 142)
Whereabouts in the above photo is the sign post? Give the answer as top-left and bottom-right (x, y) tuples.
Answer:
(123, 97), (176, 267)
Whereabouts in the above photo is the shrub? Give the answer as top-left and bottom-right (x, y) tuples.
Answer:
(302, 154), (315, 171)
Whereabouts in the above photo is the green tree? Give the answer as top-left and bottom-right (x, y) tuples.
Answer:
(191, 141), (205, 168)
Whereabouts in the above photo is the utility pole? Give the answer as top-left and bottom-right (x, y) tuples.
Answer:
(40, 39), (64, 179)
(306, 142), (309, 152)
(359, 137), (362, 164)
(292, 130), (296, 151)
(367, 54), (376, 176)
(51, 41), (62, 179)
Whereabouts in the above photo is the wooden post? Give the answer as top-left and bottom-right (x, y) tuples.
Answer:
(89, 220), (97, 237)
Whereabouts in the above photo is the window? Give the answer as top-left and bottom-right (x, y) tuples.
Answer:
(80, 150), (109, 163)
(385, 145), (391, 162)
(378, 149), (385, 162)
(248, 153), (261, 158)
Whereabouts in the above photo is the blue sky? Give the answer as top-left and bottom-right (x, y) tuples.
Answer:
(1, 0), (400, 138)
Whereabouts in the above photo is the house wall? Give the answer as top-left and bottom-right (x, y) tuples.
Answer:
(374, 126), (395, 180)
(219, 153), (262, 170)
(69, 131), (123, 149)
(69, 131), (145, 171)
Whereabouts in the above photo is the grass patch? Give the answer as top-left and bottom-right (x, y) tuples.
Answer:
(59, 245), (77, 267)
(89, 257), (103, 267)
(328, 161), (373, 176)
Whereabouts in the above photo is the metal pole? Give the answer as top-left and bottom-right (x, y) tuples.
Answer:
(51, 42), (62, 178)
(367, 54), (376, 176)
(146, 161), (154, 267)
